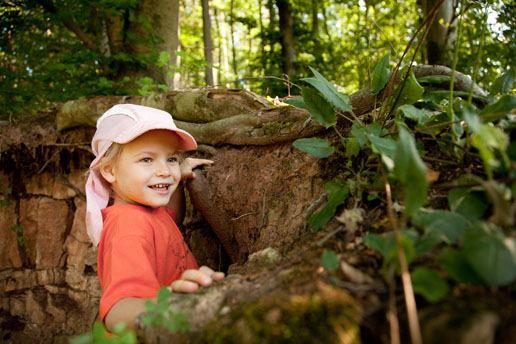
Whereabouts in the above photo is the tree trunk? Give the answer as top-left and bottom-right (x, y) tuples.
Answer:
(276, 0), (296, 78)
(125, 0), (181, 89)
(422, 0), (456, 66)
(202, 0), (215, 86)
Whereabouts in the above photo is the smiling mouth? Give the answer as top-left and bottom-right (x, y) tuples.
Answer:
(149, 184), (170, 190)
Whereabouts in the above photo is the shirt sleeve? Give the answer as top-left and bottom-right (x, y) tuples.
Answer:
(97, 210), (160, 321)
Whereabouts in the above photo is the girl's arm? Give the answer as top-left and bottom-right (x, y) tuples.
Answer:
(104, 266), (224, 332)
(167, 157), (213, 225)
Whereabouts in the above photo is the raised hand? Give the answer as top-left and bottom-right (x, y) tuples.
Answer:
(180, 158), (214, 181)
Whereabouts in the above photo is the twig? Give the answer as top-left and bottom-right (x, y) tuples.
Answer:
(379, 0), (445, 123)
(421, 156), (459, 165)
(411, 111), (513, 135)
(316, 226), (344, 247)
(380, 164), (423, 344)
(38, 151), (60, 174)
(303, 192), (328, 231)
(261, 189), (267, 228)
(231, 212), (255, 221)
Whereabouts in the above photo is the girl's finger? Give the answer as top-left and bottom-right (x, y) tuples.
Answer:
(181, 269), (212, 286)
(169, 279), (199, 293)
(211, 271), (225, 280)
(199, 265), (215, 275)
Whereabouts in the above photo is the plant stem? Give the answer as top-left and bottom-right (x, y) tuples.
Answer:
(380, 164), (423, 344)
(387, 280), (401, 344)
(448, 0), (466, 122)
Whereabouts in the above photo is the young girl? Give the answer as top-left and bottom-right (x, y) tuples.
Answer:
(85, 104), (224, 332)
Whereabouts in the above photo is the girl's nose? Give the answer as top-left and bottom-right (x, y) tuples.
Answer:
(155, 160), (171, 176)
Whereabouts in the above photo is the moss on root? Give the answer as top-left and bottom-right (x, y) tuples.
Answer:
(202, 283), (360, 344)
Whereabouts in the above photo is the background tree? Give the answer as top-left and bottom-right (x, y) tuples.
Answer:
(0, 0), (514, 117)
(276, 0), (296, 78)
(202, 0), (215, 86)
(420, 0), (456, 66)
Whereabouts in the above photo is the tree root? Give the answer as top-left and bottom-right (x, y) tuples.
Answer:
(55, 65), (487, 146)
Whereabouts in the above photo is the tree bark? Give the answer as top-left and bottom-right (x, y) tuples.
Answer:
(276, 0), (296, 78)
(126, 0), (181, 89)
(202, 0), (215, 86)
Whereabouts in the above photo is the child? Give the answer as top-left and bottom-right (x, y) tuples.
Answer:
(85, 104), (225, 332)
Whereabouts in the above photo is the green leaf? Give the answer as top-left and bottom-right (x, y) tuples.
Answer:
(480, 95), (516, 117)
(437, 247), (484, 285)
(391, 69), (424, 109)
(343, 137), (361, 158)
(310, 180), (349, 231)
(156, 287), (171, 303)
(462, 222), (516, 286)
(411, 210), (468, 244)
(394, 126), (428, 217)
(490, 70), (515, 96)
(371, 51), (391, 95)
(157, 51), (171, 67)
(414, 233), (442, 255)
(293, 138), (335, 158)
(368, 135), (397, 160)
(284, 97), (308, 110)
(412, 267), (449, 303)
(384, 234), (417, 268)
(363, 230), (418, 264)
(302, 67), (352, 112)
(321, 249), (339, 273)
(302, 86), (336, 128)
(398, 104), (429, 124)
(350, 122), (386, 148)
(448, 187), (488, 221)
(461, 103), (482, 133)
(362, 233), (391, 257)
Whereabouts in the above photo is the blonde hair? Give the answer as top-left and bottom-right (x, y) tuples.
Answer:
(93, 143), (124, 174)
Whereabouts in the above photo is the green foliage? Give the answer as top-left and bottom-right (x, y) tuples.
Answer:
(462, 222), (516, 287)
(411, 210), (468, 245)
(71, 287), (188, 343)
(371, 51), (391, 95)
(2, 0), (514, 117)
(411, 267), (449, 303)
(71, 322), (137, 344)
(321, 249), (339, 273)
(310, 179), (349, 232)
(393, 126), (428, 217)
(143, 287), (190, 333)
(293, 138), (335, 158)
(295, 60), (516, 304)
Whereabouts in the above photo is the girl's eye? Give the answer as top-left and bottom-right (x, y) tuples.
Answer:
(168, 156), (178, 163)
(141, 158), (152, 163)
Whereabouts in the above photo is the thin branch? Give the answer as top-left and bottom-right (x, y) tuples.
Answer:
(37, 0), (98, 51)
(379, 0), (445, 123)
(380, 164), (423, 344)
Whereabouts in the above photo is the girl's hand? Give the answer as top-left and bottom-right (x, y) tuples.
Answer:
(169, 265), (225, 293)
(180, 158), (214, 181)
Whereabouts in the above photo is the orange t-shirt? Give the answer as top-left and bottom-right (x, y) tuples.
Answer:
(97, 204), (198, 320)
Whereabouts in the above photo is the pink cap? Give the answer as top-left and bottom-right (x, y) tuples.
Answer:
(85, 104), (197, 246)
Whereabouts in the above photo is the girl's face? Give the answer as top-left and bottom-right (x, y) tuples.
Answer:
(101, 129), (182, 208)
